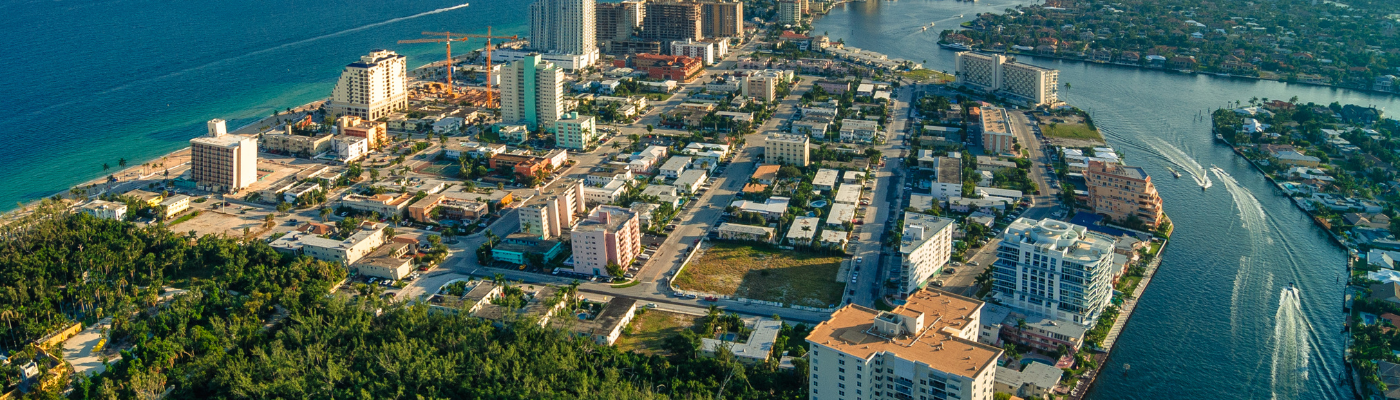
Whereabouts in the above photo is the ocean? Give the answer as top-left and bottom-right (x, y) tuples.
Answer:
(0, 0), (528, 208)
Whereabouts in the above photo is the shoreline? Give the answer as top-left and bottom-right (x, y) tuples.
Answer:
(4, 99), (328, 218)
(1074, 236), (1170, 399)
(969, 47), (1399, 97)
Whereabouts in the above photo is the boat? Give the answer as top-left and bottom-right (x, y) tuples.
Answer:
(939, 42), (972, 51)
(1167, 167), (1182, 178)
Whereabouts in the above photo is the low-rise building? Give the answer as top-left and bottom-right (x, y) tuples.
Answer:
(261, 130), (334, 157)
(332, 135), (369, 162)
(583, 179), (629, 206)
(994, 362), (1063, 399)
(813, 168), (839, 191)
(124, 189), (164, 207)
(765, 133), (810, 166)
(842, 170), (864, 184)
(826, 203), (858, 227)
(674, 170), (708, 194)
(339, 193), (414, 217)
(555, 297), (638, 345)
(353, 244), (415, 280)
(931, 156), (963, 200)
(682, 142), (730, 159)
(701, 318), (782, 363)
(642, 184), (682, 207)
(819, 230), (849, 250)
(492, 233), (567, 265)
(786, 216), (820, 245)
(730, 197), (790, 220)
(659, 156), (692, 179)
(716, 223), (776, 242)
(834, 184), (862, 205)
(80, 200), (127, 220)
(839, 119), (881, 143)
(159, 195), (191, 220)
(751, 164), (780, 185)
(976, 156), (1016, 172)
(270, 223), (386, 265)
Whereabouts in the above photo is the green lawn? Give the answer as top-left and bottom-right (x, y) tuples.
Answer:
(673, 242), (845, 308)
(615, 310), (701, 355)
(1039, 123), (1104, 141)
(168, 211), (201, 226)
(901, 69), (951, 83)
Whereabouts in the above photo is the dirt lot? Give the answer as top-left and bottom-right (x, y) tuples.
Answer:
(615, 310), (702, 355)
(672, 242), (845, 308)
(170, 206), (277, 239)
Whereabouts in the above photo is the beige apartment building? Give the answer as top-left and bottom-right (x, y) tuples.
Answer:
(980, 106), (1015, 155)
(954, 52), (1059, 106)
(700, 0), (744, 38)
(338, 193), (414, 217)
(571, 205), (642, 276)
(806, 289), (1002, 400)
(270, 223), (387, 265)
(328, 50), (408, 120)
(190, 119), (258, 193)
(260, 128), (334, 157)
(765, 132), (810, 166)
(519, 179), (587, 239)
(338, 116), (388, 149)
(1084, 160), (1165, 228)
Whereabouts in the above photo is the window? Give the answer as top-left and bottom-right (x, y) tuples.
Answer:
(838, 383), (846, 389)
(856, 366), (863, 371)
(839, 368), (846, 373)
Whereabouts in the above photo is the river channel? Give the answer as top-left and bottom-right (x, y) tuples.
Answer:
(814, 0), (1400, 398)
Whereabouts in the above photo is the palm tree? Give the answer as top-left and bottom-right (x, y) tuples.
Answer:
(320, 207), (331, 222)
(263, 214), (275, 230)
(118, 158), (127, 168)
(102, 163), (110, 172)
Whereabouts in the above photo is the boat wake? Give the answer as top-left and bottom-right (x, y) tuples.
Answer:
(1211, 167), (1265, 229)
(1145, 137), (1212, 189)
(1271, 286), (1311, 399)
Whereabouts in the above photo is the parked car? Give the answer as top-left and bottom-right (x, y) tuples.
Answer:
(943, 268), (956, 275)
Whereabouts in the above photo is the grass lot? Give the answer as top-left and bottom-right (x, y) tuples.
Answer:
(672, 242), (844, 308)
(1039, 123), (1104, 141)
(615, 310), (701, 355)
(901, 69), (952, 83)
(168, 211), (201, 226)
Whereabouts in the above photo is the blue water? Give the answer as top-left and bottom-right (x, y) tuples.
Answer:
(0, 0), (528, 207)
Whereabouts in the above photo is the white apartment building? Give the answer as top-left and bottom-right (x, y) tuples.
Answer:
(190, 119), (257, 193)
(992, 218), (1117, 325)
(332, 135), (369, 163)
(80, 200), (126, 221)
(813, 168), (840, 191)
(529, 0), (599, 65)
(897, 212), (955, 298)
(501, 54), (565, 131)
(765, 133), (810, 166)
(519, 180), (586, 239)
(839, 119), (881, 143)
(572, 205), (642, 276)
(806, 289), (1002, 400)
(554, 112), (597, 149)
(671, 39), (717, 65)
(583, 179), (628, 206)
(270, 223), (387, 265)
(954, 52), (1059, 106)
(659, 156), (692, 179)
(328, 50), (408, 120)
(930, 156), (963, 200)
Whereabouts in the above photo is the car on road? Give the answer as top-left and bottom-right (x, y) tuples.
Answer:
(943, 268), (956, 275)
(704, 296), (717, 302)
(854, 256), (863, 264)
(931, 279), (945, 287)
(969, 261), (979, 266)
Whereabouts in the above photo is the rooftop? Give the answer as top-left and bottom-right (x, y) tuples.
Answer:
(1004, 218), (1115, 262)
(786, 217), (821, 240)
(718, 223), (776, 236)
(752, 164), (780, 182)
(575, 205), (637, 233)
(355, 244), (412, 269)
(807, 289), (1001, 378)
(813, 169), (840, 187)
(900, 212), (955, 253)
(980, 106), (1010, 135)
(702, 318), (783, 361)
(936, 157), (963, 184)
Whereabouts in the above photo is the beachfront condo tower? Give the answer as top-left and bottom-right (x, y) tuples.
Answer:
(190, 119), (257, 193)
(327, 50), (408, 120)
(501, 54), (565, 131)
(992, 218), (1116, 325)
(954, 52), (1059, 106)
(530, 0), (599, 65)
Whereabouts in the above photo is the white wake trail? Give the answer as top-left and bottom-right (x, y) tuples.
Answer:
(1271, 286), (1312, 398)
(1212, 167), (1266, 230)
(1145, 137), (1212, 189)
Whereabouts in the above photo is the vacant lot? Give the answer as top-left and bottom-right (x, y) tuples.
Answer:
(615, 310), (701, 355)
(1039, 122), (1103, 142)
(673, 242), (844, 308)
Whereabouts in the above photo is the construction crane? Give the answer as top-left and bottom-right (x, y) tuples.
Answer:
(399, 32), (471, 97)
(459, 27), (519, 108)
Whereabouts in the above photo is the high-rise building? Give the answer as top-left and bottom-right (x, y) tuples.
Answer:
(642, 1), (702, 45)
(571, 205), (642, 276)
(980, 106), (1015, 154)
(992, 218), (1117, 325)
(530, 0), (598, 60)
(764, 132), (810, 166)
(1084, 160), (1165, 228)
(777, 0), (803, 25)
(954, 52), (1059, 106)
(700, 0), (743, 38)
(741, 70), (780, 101)
(595, 2), (636, 45)
(501, 54), (565, 131)
(806, 289), (1002, 400)
(190, 119), (257, 193)
(896, 212), (955, 297)
(328, 50), (408, 120)
(519, 180), (586, 240)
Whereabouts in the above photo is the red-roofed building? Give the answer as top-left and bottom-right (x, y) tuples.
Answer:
(615, 54), (705, 83)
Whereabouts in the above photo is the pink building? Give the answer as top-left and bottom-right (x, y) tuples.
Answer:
(571, 205), (642, 276)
